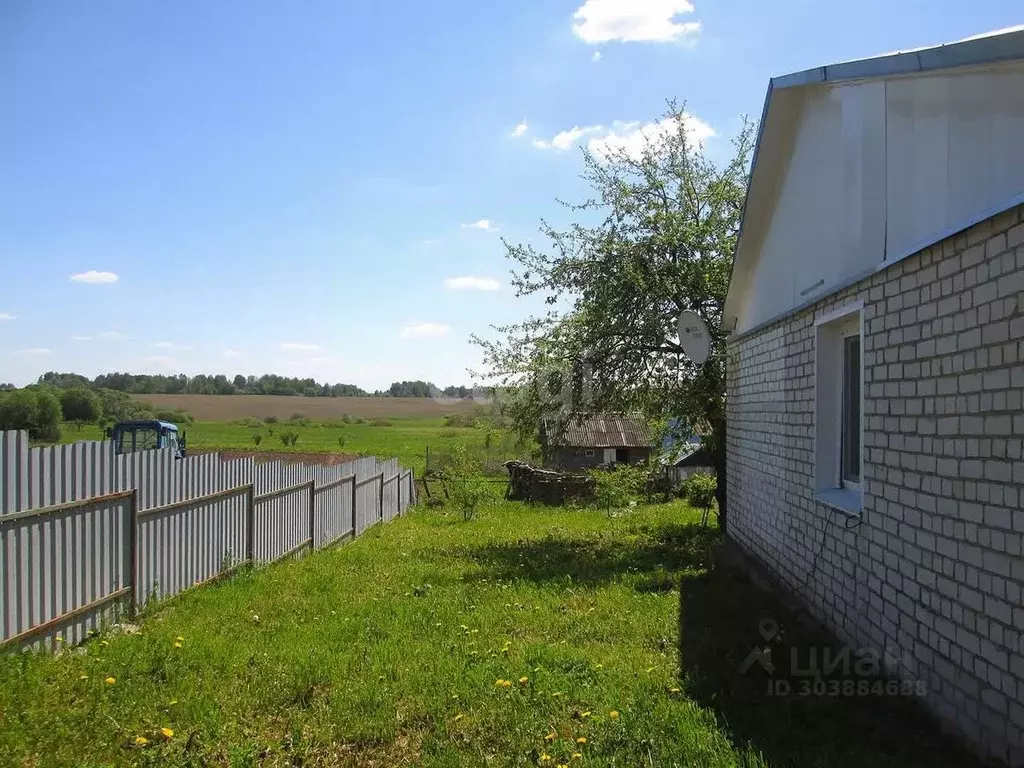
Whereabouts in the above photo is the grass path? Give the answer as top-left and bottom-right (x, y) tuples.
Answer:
(0, 502), (978, 767)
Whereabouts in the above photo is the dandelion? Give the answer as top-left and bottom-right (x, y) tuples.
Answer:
(104, 676), (116, 685)
(552, 692), (563, 698)
(173, 641), (182, 649)
(544, 731), (557, 742)
(100, 640), (109, 647)
(669, 687), (681, 693)
(609, 710), (620, 719)
(78, 674), (88, 680)
(519, 676), (529, 686)
(580, 711), (592, 719)
(454, 713), (464, 722)
(572, 754), (583, 760)
(160, 727), (174, 739)
(134, 736), (149, 746)
(175, 636), (184, 642)
(595, 663), (604, 670)
(540, 755), (552, 764)
(576, 736), (587, 744)
(168, 699), (178, 706)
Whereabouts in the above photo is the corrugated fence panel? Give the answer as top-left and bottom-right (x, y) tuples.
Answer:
(0, 493), (132, 649)
(2, 430), (416, 648)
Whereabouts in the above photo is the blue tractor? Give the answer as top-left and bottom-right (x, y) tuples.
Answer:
(106, 420), (187, 459)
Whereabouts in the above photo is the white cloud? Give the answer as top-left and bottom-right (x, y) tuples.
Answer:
(153, 341), (192, 351)
(532, 125), (603, 151)
(444, 276), (501, 291)
(0, 312), (15, 321)
(280, 342), (322, 352)
(69, 270), (119, 284)
(222, 349), (242, 358)
(400, 322), (450, 340)
(592, 51), (602, 61)
(13, 348), (51, 355)
(307, 356), (335, 365)
(511, 120), (529, 137)
(572, 0), (700, 44)
(460, 219), (498, 232)
(141, 355), (177, 368)
(70, 335), (92, 341)
(97, 331), (130, 340)
(587, 114), (715, 160)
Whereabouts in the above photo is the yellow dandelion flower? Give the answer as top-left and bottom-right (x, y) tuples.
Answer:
(173, 641), (182, 649)
(454, 713), (464, 722)
(580, 711), (592, 718)
(572, 754), (583, 760)
(576, 736), (587, 744)
(79, 674), (88, 680)
(519, 676), (529, 685)
(134, 736), (149, 746)
(544, 731), (556, 742)
(540, 755), (552, 763)
(595, 663), (603, 669)
(558, 764), (569, 768)
(160, 727), (174, 739)
(54, 636), (64, 643)
(100, 640), (109, 647)
(609, 710), (620, 719)
(552, 692), (562, 698)
(168, 699), (178, 706)
(669, 687), (681, 693)
(104, 676), (116, 685)
(175, 636), (184, 642)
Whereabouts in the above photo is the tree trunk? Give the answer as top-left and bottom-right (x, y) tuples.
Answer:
(711, 420), (727, 535)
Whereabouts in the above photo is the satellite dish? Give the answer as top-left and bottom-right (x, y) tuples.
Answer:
(676, 310), (710, 365)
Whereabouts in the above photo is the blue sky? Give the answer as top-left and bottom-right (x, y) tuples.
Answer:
(1, 1), (1020, 389)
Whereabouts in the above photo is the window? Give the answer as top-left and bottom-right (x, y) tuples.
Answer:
(163, 430), (178, 453)
(585, 449), (595, 457)
(815, 302), (863, 514)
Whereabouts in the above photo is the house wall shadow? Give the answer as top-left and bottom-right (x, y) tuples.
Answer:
(679, 557), (985, 767)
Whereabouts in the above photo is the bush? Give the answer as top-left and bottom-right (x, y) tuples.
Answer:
(0, 387), (62, 442)
(340, 413), (351, 423)
(264, 416), (278, 424)
(59, 387), (100, 430)
(279, 430), (299, 447)
(289, 413), (308, 424)
(443, 412), (477, 428)
(588, 463), (650, 513)
(252, 434), (263, 446)
(337, 435), (348, 449)
(368, 417), (392, 428)
(241, 417), (263, 429)
(154, 407), (194, 425)
(443, 445), (491, 521)
(681, 472), (717, 511)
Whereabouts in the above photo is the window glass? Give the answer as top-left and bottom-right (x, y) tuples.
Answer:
(841, 334), (861, 485)
(134, 428), (158, 452)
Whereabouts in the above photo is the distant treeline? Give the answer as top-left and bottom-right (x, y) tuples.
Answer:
(33, 372), (482, 399)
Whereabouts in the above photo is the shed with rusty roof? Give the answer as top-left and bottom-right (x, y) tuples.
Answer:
(540, 413), (654, 470)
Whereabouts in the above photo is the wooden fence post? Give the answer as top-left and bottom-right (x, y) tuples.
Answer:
(378, 473), (385, 522)
(128, 489), (139, 616)
(351, 475), (358, 537)
(398, 471), (402, 515)
(246, 484), (255, 564)
(308, 480), (316, 552)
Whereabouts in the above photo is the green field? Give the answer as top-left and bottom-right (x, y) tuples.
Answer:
(61, 416), (532, 475)
(0, 500), (976, 768)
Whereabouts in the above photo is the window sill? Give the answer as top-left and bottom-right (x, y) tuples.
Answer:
(815, 488), (862, 517)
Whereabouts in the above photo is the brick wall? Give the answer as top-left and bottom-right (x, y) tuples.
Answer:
(726, 203), (1024, 765)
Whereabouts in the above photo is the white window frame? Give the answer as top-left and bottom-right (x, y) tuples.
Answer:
(814, 301), (864, 515)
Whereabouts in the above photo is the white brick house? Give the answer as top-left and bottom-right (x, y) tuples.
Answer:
(723, 28), (1024, 764)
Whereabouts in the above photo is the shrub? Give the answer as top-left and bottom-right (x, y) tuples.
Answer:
(682, 471), (717, 511)
(279, 430), (299, 447)
(443, 445), (491, 522)
(241, 417), (263, 429)
(252, 434), (263, 446)
(588, 463), (649, 514)
(289, 413), (308, 423)
(337, 435), (348, 449)
(340, 413), (351, 423)
(443, 412), (477, 428)
(264, 416), (278, 424)
(368, 417), (392, 428)
(154, 408), (195, 425)
(59, 388), (101, 430)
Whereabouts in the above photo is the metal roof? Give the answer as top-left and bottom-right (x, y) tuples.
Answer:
(546, 414), (654, 448)
(724, 25), (1024, 333)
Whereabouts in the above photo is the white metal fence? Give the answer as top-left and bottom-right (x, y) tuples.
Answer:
(0, 430), (415, 651)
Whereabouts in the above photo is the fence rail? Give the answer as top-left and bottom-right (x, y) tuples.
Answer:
(0, 430), (416, 651)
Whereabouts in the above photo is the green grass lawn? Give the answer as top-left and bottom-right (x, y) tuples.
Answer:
(59, 417), (529, 475)
(0, 500), (977, 768)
